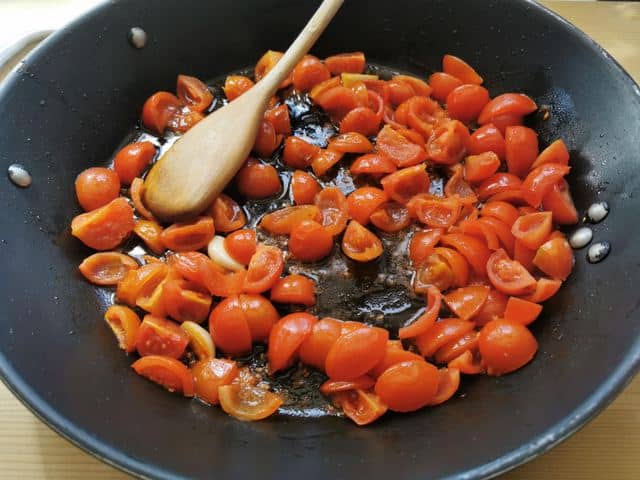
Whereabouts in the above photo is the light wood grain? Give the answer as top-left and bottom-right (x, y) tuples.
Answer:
(1, 1), (639, 479)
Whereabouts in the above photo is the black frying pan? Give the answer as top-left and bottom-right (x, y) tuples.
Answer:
(1, 1), (639, 478)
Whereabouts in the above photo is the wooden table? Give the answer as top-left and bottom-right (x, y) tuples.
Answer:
(1, 1), (639, 478)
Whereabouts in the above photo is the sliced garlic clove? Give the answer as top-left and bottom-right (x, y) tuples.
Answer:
(207, 235), (244, 271)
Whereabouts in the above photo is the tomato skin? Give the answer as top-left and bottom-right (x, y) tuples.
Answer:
(135, 315), (189, 359)
(413, 254), (455, 293)
(428, 72), (464, 103)
(505, 126), (539, 178)
(325, 326), (389, 380)
(443, 55), (483, 85)
(253, 119), (279, 158)
(381, 165), (430, 204)
(467, 123), (506, 159)
(325, 52), (366, 74)
(239, 294), (280, 342)
(339, 107), (381, 136)
(402, 96), (441, 140)
(162, 279), (212, 324)
(320, 376), (375, 395)
(531, 139), (570, 169)
(71, 197), (135, 250)
(328, 132), (373, 154)
(332, 389), (388, 426)
(292, 55), (331, 92)
(464, 152), (501, 184)
(504, 297), (543, 326)
(542, 179), (578, 225)
(440, 233), (491, 278)
(347, 187), (388, 225)
(268, 313), (318, 373)
(446, 84), (490, 123)
(209, 194), (246, 233)
(399, 286), (441, 339)
(141, 92), (181, 134)
(191, 358), (238, 405)
(375, 360), (440, 412)
(407, 195), (462, 229)
(219, 383), (283, 421)
(369, 342), (425, 378)
(264, 104), (291, 136)
(479, 319), (538, 375)
(427, 120), (470, 165)
(289, 220), (334, 262)
(209, 296), (252, 355)
(116, 262), (169, 306)
(161, 216), (215, 252)
(434, 330), (479, 364)
(370, 202), (410, 233)
(429, 367), (461, 406)
(299, 318), (343, 371)
(341, 220), (384, 262)
(521, 277), (562, 303)
(415, 318), (476, 358)
(131, 219), (164, 255)
(376, 125), (427, 168)
(434, 247), (470, 287)
(522, 163), (571, 208)
(387, 79), (416, 107)
(480, 201), (520, 227)
(409, 228), (444, 266)
(270, 274), (316, 306)
(311, 149), (344, 177)
(260, 205), (321, 235)
(176, 75), (213, 112)
(224, 229), (257, 265)
(476, 173), (522, 201)
(75, 167), (121, 212)
(486, 248), (537, 295)
(444, 285), (490, 321)
(315, 86), (359, 120)
(291, 170), (322, 205)
(113, 142), (156, 185)
(132, 355), (194, 396)
(511, 212), (553, 250)
(533, 236), (574, 281)
(79, 252), (138, 286)
(478, 93), (538, 125)
(223, 75), (254, 101)
(236, 158), (281, 198)
(350, 153), (397, 177)
(314, 187), (349, 236)
(104, 305), (141, 352)
(243, 245), (284, 294)
(283, 136), (321, 169)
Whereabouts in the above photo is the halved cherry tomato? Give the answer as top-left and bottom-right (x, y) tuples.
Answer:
(490, 113), (524, 135)
(320, 376), (375, 395)
(409, 229), (444, 266)
(473, 289), (508, 326)
(209, 296), (252, 355)
(477, 216), (515, 256)
(169, 252), (245, 297)
(428, 72), (464, 103)
(309, 76), (342, 101)
(136, 315), (189, 358)
(511, 212), (553, 250)
(369, 341), (425, 378)
(104, 305), (141, 352)
(255, 50), (292, 87)
(429, 367), (461, 406)
(439, 233), (491, 277)
(116, 262), (168, 306)
(443, 54), (483, 85)
(210, 194), (246, 233)
(291, 170), (322, 205)
(478, 93), (537, 125)
(113, 142), (156, 185)
(521, 278), (562, 303)
(292, 55), (331, 92)
(533, 236), (574, 281)
(324, 52), (366, 74)
(283, 136), (321, 169)
(218, 384), (283, 421)
(315, 86), (359, 120)
(376, 125), (427, 168)
(192, 358), (238, 405)
(476, 173), (522, 201)
(444, 165), (477, 204)
(513, 238), (536, 272)
(243, 245), (284, 293)
(387, 79), (416, 107)
(486, 248), (536, 295)
(413, 254), (455, 293)
(339, 107), (381, 136)
(407, 195), (462, 228)
(467, 123), (506, 159)
(402, 96), (441, 138)
(531, 139), (570, 169)
(464, 152), (500, 184)
(350, 153), (397, 177)
(392, 75), (432, 97)
(162, 279), (212, 324)
(311, 149), (344, 177)
(315, 187), (349, 236)
(444, 285), (490, 321)
(325, 326), (388, 380)
(132, 355), (194, 396)
(176, 75), (213, 112)
(399, 286), (441, 339)
(332, 389), (388, 426)
(141, 92), (181, 134)
(446, 84), (490, 123)
(505, 126), (539, 178)
(448, 349), (484, 374)
(299, 318), (343, 371)
(268, 312), (317, 373)
(161, 216), (215, 252)
(223, 75), (254, 101)
(236, 158), (281, 198)
(79, 252), (138, 286)
(434, 330), (479, 364)
(260, 205), (321, 235)
(75, 167), (121, 212)
(71, 197), (135, 250)
(433, 247), (470, 287)
(504, 297), (543, 326)
(480, 201), (520, 227)
(167, 108), (205, 133)
(370, 202), (410, 233)
(238, 294), (279, 342)
(381, 165), (430, 204)
(264, 104), (291, 135)
(479, 318), (537, 375)
(375, 360), (440, 412)
(346, 187), (388, 225)
(130, 177), (156, 221)
(522, 163), (571, 207)
(289, 220), (334, 262)
(415, 318), (476, 358)
(224, 229), (257, 264)
(253, 119), (279, 157)
(457, 217), (500, 250)
(427, 120), (469, 165)
(271, 274), (316, 306)
(542, 179), (578, 225)
(342, 220), (384, 262)
(328, 132), (373, 153)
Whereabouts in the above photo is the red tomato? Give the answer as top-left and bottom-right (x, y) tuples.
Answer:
(341, 220), (384, 262)
(427, 120), (470, 165)
(162, 279), (212, 324)
(409, 229), (445, 266)
(415, 318), (476, 358)
(376, 125), (427, 168)
(136, 315), (189, 358)
(192, 358), (238, 405)
(444, 285), (490, 321)
(458, 218), (500, 250)
(271, 274), (316, 306)
(393, 75), (433, 97)
(132, 355), (194, 396)
(161, 216), (215, 252)
(320, 376), (376, 395)
(315, 86), (359, 120)
(402, 96), (441, 139)
(325, 326), (388, 380)
(474, 289), (509, 326)
(328, 132), (373, 153)
(542, 179), (579, 225)
(511, 212), (553, 250)
(75, 167), (121, 212)
(79, 252), (138, 286)
(480, 201), (520, 227)
(71, 198), (135, 250)
(325, 52), (366, 74)
(292, 55), (331, 92)
(291, 170), (322, 205)
(238, 294), (279, 342)
(370, 202), (411, 233)
(413, 254), (455, 293)
(209, 296), (252, 355)
(350, 153), (397, 177)
(311, 149), (344, 177)
(209, 194), (246, 233)
(531, 139), (570, 169)
(430, 368), (461, 406)
(253, 119), (279, 157)
(141, 92), (181, 134)
(374, 360), (440, 412)
(381, 165), (430, 204)
(504, 297), (543, 326)
(299, 318), (343, 371)
(522, 163), (571, 208)
(176, 75), (213, 112)
(236, 158), (281, 198)
(283, 136), (321, 169)
(339, 107), (381, 136)
(443, 54), (483, 85)
(407, 195), (462, 228)
(243, 245), (284, 293)
(439, 233), (491, 277)
(533, 236), (574, 281)
(223, 75), (254, 101)
(486, 249), (537, 295)
(255, 50), (291, 87)
(505, 126), (539, 178)
(478, 216), (516, 256)
(467, 123), (506, 159)
(479, 319), (538, 375)
(219, 383), (283, 421)
(446, 84), (490, 123)
(224, 229), (257, 264)
(104, 305), (141, 353)
(315, 187), (349, 236)
(113, 142), (156, 185)
(521, 278), (562, 303)
(478, 93), (537, 125)
(433, 331), (479, 364)
(464, 152), (501, 184)
(289, 220), (334, 262)
(369, 341), (425, 378)
(476, 173), (522, 201)
(428, 72), (464, 103)
(264, 104), (291, 136)
(387, 79), (416, 107)
(167, 109), (204, 133)
(260, 205), (321, 235)
(399, 286), (441, 339)
(268, 313), (317, 373)
(346, 187), (388, 225)
(433, 247), (470, 287)
(332, 389), (388, 426)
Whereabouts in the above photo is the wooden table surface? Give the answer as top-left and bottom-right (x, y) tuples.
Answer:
(1, 1), (639, 479)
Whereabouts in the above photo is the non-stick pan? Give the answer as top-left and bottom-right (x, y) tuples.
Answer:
(1, 1), (639, 479)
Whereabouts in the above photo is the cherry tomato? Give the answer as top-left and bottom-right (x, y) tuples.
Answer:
(176, 75), (213, 112)
(237, 294), (279, 342)
(467, 123), (506, 159)
(113, 142), (156, 185)
(116, 262), (169, 306)
(413, 254), (455, 293)
(192, 358), (238, 405)
(340, 106), (380, 136)
(409, 229), (444, 267)
(429, 367), (461, 406)
(511, 212), (553, 250)
(325, 51), (366, 74)
(270, 274), (316, 306)
(522, 163), (571, 208)
(75, 167), (121, 212)
(253, 119), (279, 157)
(255, 50), (292, 87)
(370, 202), (410, 233)
(503, 297), (543, 326)
(439, 233), (491, 278)
(399, 286), (442, 339)
(299, 318), (343, 371)
(531, 139), (570, 169)
(289, 220), (334, 262)
(444, 285), (490, 321)
(407, 195), (462, 228)
(380, 165), (430, 204)
(443, 54), (483, 85)
(387, 79), (416, 107)
(328, 132), (373, 153)
(268, 312), (317, 373)
(433, 330), (479, 364)
(236, 158), (281, 198)
(427, 120), (470, 165)
(415, 318), (476, 358)
(376, 125), (427, 168)
(292, 55), (331, 92)
(130, 177), (156, 221)
(315, 86), (359, 120)
(350, 153), (397, 177)
(209, 295), (252, 355)
(446, 84), (490, 123)
(170, 251), (245, 297)
(224, 229), (257, 264)
(71, 197), (135, 250)
(346, 187), (388, 225)
(393, 75), (433, 97)
(309, 76), (342, 101)
(223, 75), (254, 101)
(369, 341), (425, 378)
(474, 289), (509, 326)
(242, 245), (284, 294)
(533, 236), (574, 281)
(315, 187), (349, 236)
(311, 149), (344, 177)
(162, 279), (212, 324)
(283, 136), (321, 169)
(161, 216), (215, 252)
(79, 252), (138, 286)
(320, 376), (376, 395)
(402, 96), (441, 139)
(104, 305), (141, 352)
(428, 72), (464, 103)
(478, 93), (537, 125)
(342, 220), (384, 262)
(464, 152), (500, 184)
(264, 104), (291, 135)
(332, 389), (388, 426)
(480, 201), (520, 227)
(132, 355), (194, 396)
(476, 173), (522, 201)
(374, 360), (440, 412)
(521, 278), (562, 303)
(291, 170), (322, 205)
(136, 315), (189, 358)
(477, 216), (516, 256)
(209, 194), (246, 233)
(504, 126), (539, 178)
(486, 248), (537, 295)
(479, 319), (538, 375)
(261, 205), (321, 235)
(141, 92), (181, 134)
(542, 179), (578, 225)
(218, 384), (283, 421)
(325, 326), (388, 380)
(167, 108), (204, 133)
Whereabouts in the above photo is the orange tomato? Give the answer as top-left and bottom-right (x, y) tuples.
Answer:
(132, 355), (194, 396)
(314, 187), (349, 236)
(270, 274), (316, 306)
(299, 318), (343, 371)
(520, 277), (562, 303)
(71, 197), (135, 250)
(162, 279), (212, 324)
(243, 245), (284, 294)
(176, 75), (213, 112)
(375, 360), (440, 412)
(167, 109), (205, 133)
(427, 120), (470, 165)
(141, 92), (181, 134)
(169, 251), (245, 297)
(433, 330), (479, 364)
(434, 247), (470, 287)
(130, 177), (156, 221)
(444, 285), (490, 321)
(268, 312), (317, 373)
(478, 93), (537, 126)
(209, 194), (246, 233)
(75, 167), (121, 212)
(224, 229), (257, 264)
(415, 318), (476, 358)
(486, 249), (537, 295)
(476, 173), (522, 201)
(136, 315), (189, 358)
(260, 205), (321, 235)
(439, 233), (491, 277)
(309, 76), (342, 101)
(428, 72), (464, 103)
(480, 201), (520, 227)
(446, 84), (490, 123)
(479, 319), (538, 375)
(209, 296), (252, 355)
(380, 164), (430, 204)
(429, 367), (461, 406)
(504, 297), (543, 326)
(369, 341), (425, 378)
(289, 220), (334, 262)
(393, 75), (432, 97)
(387, 79), (416, 107)
(332, 389), (388, 426)
(223, 75), (254, 101)
(253, 119), (279, 158)
(413, 254), (454, 293)
(116, 262), (169, 306)
(531, 139), (570, 169)
(474, 289), (509, 326)
(464, 152), (501, 184)
(161, 216), (215, 252)
(218, 384), (283, 421)
(504, 126), (539, 178)
(311, 149), (344, 177)
(399, 286), (442, 339)
(341, 220), (383, 262)
(255, 50), (292, 87)
(339, 107), (381, 136)
(236, 158), (281, 198)
(325, 326), (388, 380)
(477, 216), (516, 256)
(542, 179), (579, 225)
(315, 86), (359, 120)
(444, 165), (477, 204)
(264, 104), (291, 135)
(238, 294), (279, 342)
(402, 96), (441, 139)
(511, 212), (553, 250)
(113, 142), (156, 185)
(407, 195), (462, 228)
(291, 170), (322, 205)
(292, 55), (331, 92)
(79, 252), (138, 286)
(533, 236), (574, 281)
(282, 136), (321, 169)
(376, 125), (427, 168)
(409, 229), (445, 266)
(443, 54), (483, 85)
(192, 358), (238, 405)
(522, 163), (571, 208)
(104, 305), (141, 353)
(328, 132), (373, 153)
(320, 376), (375, 395)
(370, 202), (410, 233)
(133, 221), (164, 256)
(467, 123), (506, 159)
(350, 153), (397, 177)
(325, 52), (366, 74)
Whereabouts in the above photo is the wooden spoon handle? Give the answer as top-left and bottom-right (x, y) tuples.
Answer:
(254, 0), (344, 97)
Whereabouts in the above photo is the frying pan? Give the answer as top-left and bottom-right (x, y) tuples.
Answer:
(1, 0), (639, 478)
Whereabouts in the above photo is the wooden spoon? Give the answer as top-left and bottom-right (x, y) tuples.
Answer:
(143, 0), (344, 222)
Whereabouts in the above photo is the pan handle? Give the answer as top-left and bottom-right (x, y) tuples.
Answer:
(0, 30), (53, 84)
